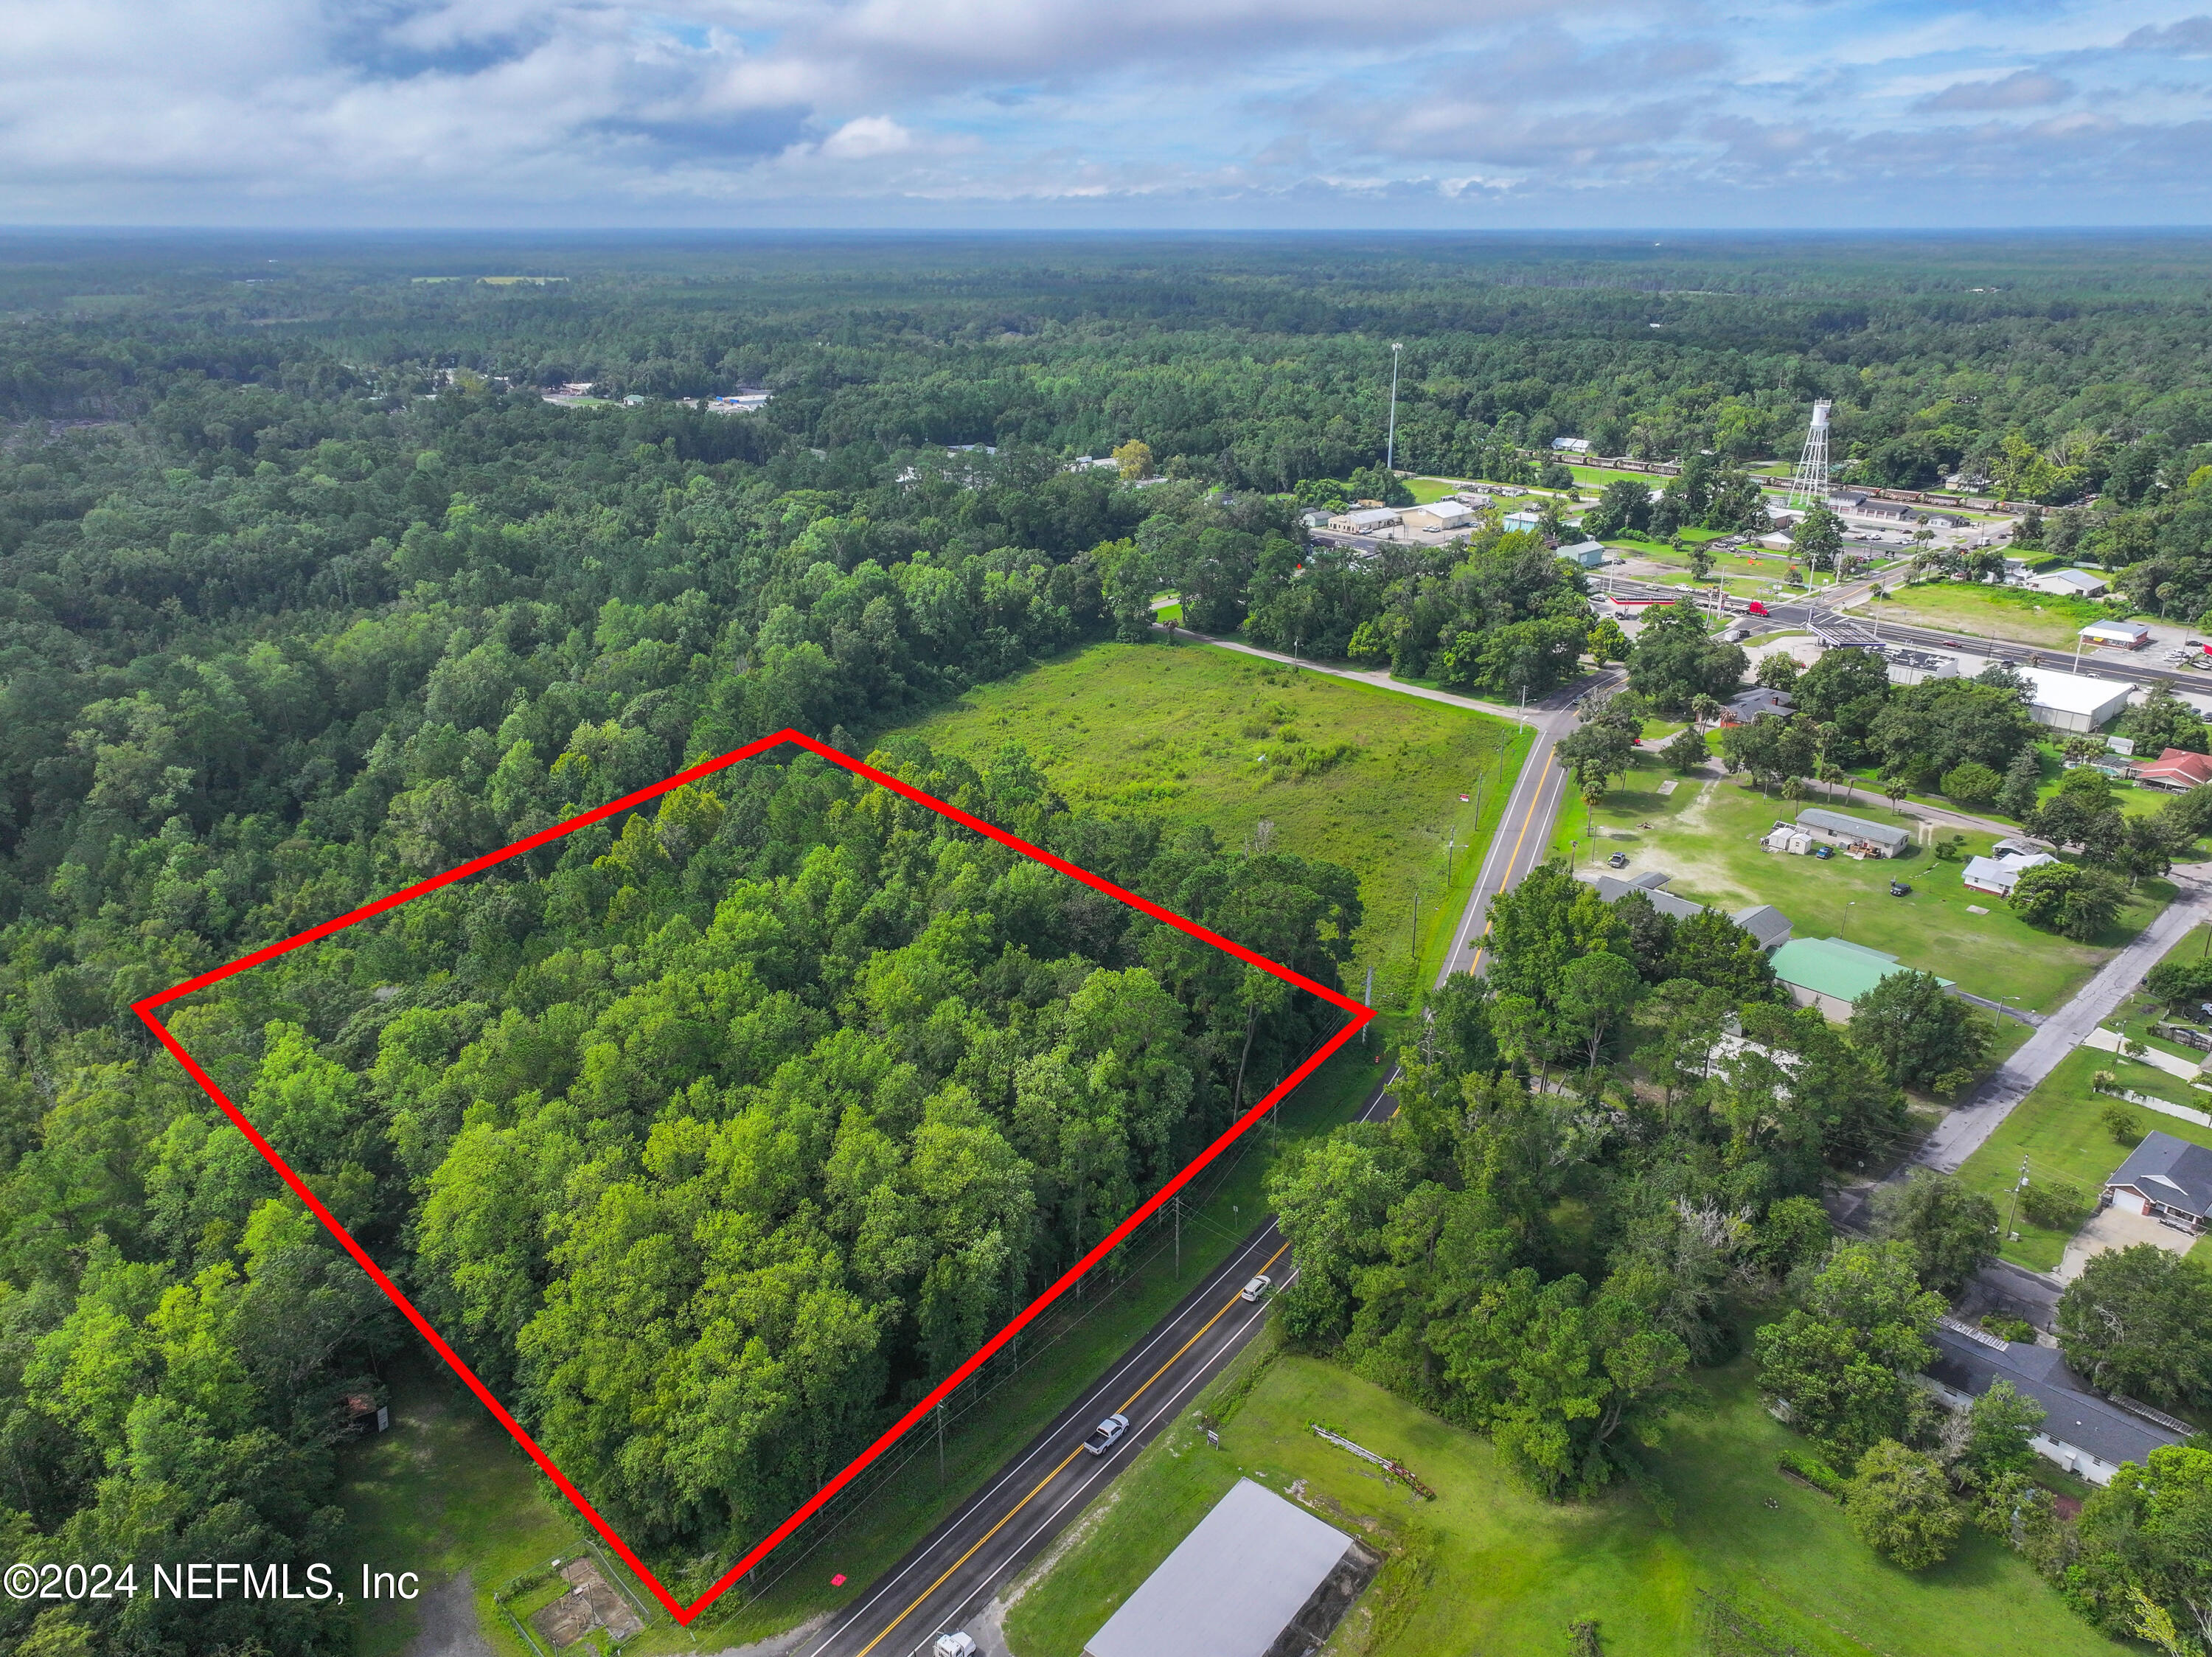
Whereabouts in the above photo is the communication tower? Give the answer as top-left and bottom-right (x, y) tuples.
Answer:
(1787, 400), (1832, 510)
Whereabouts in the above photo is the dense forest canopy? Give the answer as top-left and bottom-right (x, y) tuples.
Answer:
(7, 231), (2212, 1654)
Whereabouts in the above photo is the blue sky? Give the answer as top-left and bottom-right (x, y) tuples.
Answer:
(3, 0), (2211, 225)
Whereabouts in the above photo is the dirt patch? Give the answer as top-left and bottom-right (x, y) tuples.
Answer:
(529, 1557), (644, 1649)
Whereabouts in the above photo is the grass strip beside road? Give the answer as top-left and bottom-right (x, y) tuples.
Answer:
(1004, 1349), (2111, 1657)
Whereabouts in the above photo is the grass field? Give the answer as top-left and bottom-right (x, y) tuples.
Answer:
(902, 641), (1529, 998)
(335, 1038), (1398, 1656)
(1542, 762), (2168, 1014)
(1003, 1343), (2115, 1657)
(1875, 582), (2136, 650)
(334, 1353), (586, 1657)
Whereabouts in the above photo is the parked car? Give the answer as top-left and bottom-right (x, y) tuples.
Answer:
(1241, 1274), (1272, 1302)
(1889, 880), (1912, 896)
(1812, 844), (1834, 860)
(1082, 1414), (1130, 1455)
(934, 1634), (978, 1657)
(1607, 852), (1629, 868)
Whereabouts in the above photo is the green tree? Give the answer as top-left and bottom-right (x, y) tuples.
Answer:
(1660, 726), (1710, 773)
(1845, 1439), (1964, 1569)
(1790, 505), (1846, 573)
(2008, 860), (2128, 940)
(1754, 1241), (1946, 1462)
(1870, 1171), (1999, 1295)
(1994, 748), (2045, 820)
(2056, 1244), (2212, 1407)
(2118, 684), (2211, 756)
(1627, 603), (1747, 716)
(1848, 971), (1992, 1094)
(1939, 761), (2001, 807)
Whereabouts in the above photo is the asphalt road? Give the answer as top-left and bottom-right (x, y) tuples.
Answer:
(1441, 667), (1624, 984)
(796, 1063), (1401, 1657)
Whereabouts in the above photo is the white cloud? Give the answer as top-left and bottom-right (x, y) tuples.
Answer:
(0, 0), (2204, 222)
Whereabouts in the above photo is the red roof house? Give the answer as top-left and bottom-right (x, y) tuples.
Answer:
(2135, 748), (2212, 792)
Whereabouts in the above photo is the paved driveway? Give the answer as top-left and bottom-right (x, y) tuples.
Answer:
(2057, 1203), (2200, 1282)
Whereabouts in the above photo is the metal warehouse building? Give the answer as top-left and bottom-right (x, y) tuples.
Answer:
(1084, 1479), (1373, 1657)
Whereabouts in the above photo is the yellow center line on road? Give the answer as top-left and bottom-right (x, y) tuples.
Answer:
(850, 1239), (1295, 1657)
(1468, 741), (1564, 977)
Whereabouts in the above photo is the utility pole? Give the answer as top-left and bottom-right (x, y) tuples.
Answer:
(1385, 343), (1403, 473)
(2004, 1156), (2030, 1243)
(1174, 1193), (1181, 1279)
(936, 1401), (946, 1483)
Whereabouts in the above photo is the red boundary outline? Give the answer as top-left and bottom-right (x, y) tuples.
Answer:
(131, 729), (1374, 1625)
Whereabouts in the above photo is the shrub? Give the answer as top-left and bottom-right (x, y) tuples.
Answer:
(2100, 1103), (2144, 1145)
(1844, 1440), (1964, 1569)
(1777, 1445), (1847, 1498)
(1661, 726), (1710, 773)
(2020, 1178), (2091, 1230)
(1980, 1313), (2037, 1344)
(1941, 761), (2002, 807)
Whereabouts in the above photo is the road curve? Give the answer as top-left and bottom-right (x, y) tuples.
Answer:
(793, 1065), (1402, 1657)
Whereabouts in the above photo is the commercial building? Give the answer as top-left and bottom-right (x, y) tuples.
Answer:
(1083, 1479), (1373, 1657)
(1882, 647), (1960, 687)
(2015, 667), (2134, 735)
(1551, 437), (1592, 453)
(1553, 538), (1605, 569)
(1922, 1322), (2181, 1487)
(1793, 808), (1910, 857)
(1402, 501), (1474, 532)
(1326, 506), (1401, 535)
(1770, 937), (1946, 1020)
(2079, 618), (2150, 648)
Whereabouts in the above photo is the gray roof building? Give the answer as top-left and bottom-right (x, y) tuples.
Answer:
(1795, 807), (1911, 852)
(1924, 1323), (2182, 1486)
(1725, 687), (1795, 722)
(1730, 904), (1793, 951)
(1085, 1479), (1360, 1657)
(2104, 1130), (2212, 1227)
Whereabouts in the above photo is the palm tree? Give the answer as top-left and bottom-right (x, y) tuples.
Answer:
(1691, 692), (1724, 729)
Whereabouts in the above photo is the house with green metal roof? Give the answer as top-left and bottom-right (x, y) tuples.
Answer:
(1769, 937), (1950, 1020)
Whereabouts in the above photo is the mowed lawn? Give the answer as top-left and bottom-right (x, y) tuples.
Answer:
(1543, 761), (2168, 1014)
(901, 642), (1528, 993)
(1004, 1346), (2115, 1657)
(1874, 582), (2132, 650)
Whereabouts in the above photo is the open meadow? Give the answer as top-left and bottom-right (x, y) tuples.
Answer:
(1004, 1341), (2116, 1657)
(1874, 582), (2136, 650)
(902, 641), (1528, 997)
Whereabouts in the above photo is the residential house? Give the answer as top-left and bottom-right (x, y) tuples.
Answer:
(1794, 807), (1910, 857)
(2134, 748), (2212, 793)
(2028, 568), (2111, 598)
(1723, 687), (1795, 723)
(1922, 1321), (2181, 1487)
(1962, 844), (2057, 896)
(1584, 871), (1792, 950)
(1770, 937), (1948, 1020)
(2103, 1130), (2212, 1233)
(1502, 509), (1543, 532)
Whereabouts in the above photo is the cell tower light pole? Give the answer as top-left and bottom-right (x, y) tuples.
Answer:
(1385, 342), (1402, 473)
(1787, 399), (1832, 511)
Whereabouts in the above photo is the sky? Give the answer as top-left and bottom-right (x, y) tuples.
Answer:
(4, 0), (2211, 227)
